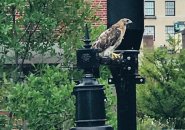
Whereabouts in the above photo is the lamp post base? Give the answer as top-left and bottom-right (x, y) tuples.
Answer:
(71, 126), (113, 130)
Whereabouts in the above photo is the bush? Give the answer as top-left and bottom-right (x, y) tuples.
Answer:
(137, 38), (185, 129)
(7, 66), (75, 130)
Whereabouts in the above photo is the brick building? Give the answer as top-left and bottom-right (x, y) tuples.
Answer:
(92, 0), (107, 25)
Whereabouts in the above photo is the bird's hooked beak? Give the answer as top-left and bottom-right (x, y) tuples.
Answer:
(127, 19), (133, 24)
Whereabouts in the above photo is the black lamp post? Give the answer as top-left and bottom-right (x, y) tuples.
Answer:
(107, 0), (145, 129)
(71, 1), (145, 128)
(70, 25), (113, 130)
(108, 50), (145, 130)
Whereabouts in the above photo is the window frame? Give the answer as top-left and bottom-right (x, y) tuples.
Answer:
(144, 26), (155, 40)
(165, 25), (175, 40)
(165, 1), (175, 16)
(144, 1), (155, 16)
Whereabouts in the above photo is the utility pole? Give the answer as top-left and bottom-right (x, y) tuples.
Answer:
(107, 0), (144, 129)
(109, 50), (144, 130)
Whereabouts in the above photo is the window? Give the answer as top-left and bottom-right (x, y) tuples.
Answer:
(165, 26), (175, 39)
(165, 1), (175, 16)
(144, 26), (155, 40)
(144, 1), (155, 16)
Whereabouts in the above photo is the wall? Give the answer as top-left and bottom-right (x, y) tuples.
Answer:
(145, 0), (185, 47)
(92, 0), (107, 25)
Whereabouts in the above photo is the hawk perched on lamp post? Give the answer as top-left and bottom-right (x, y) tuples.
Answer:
(92, 18), (132, 59)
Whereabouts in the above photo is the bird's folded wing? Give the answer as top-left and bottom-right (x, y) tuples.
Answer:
(92, 27), (121, 52)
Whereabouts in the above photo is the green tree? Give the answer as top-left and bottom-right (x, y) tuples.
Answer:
(0, 0), (105, 129)
(7, 66), (75, 130)
(137, 37), (185, 129)
(0, 0), (97, 81)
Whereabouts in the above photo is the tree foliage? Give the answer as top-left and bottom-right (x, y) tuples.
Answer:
(0, 0), (97, 80)
(7, 66), (75, 130)
(0, 0), (106, 129)
(137, 37), (185, 129)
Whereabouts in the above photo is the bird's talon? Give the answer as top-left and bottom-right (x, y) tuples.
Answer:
(111, 53), (122, 60)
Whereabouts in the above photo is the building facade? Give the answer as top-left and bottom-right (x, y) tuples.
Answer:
(93, 0), (185, 48)
(144, 0), (185, 48)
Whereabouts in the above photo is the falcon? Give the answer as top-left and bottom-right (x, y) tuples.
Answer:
(92, 18), (132, 59)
